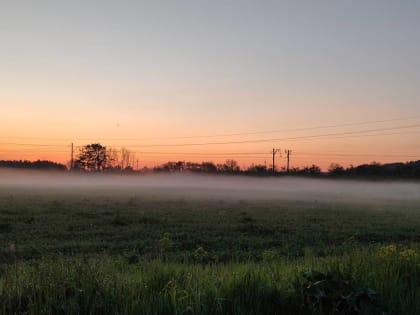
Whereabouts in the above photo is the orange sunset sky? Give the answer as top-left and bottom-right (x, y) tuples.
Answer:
(1, 1), (420, 170)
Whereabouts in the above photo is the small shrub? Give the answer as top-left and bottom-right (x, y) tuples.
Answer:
(299, 270), (382, 315)
(193, 246), (209, 263)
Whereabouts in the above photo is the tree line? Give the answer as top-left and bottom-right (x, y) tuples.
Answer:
(0, 160), (67, 171)
(1, 143), (419, 178)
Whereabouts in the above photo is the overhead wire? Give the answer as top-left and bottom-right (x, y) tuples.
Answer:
(87, 123), (420, 148)
(1, 115), (419, 142)
(1, 118), (419, 165)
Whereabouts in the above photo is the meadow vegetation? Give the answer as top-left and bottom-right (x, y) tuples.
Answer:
(0, 182), (420, 314)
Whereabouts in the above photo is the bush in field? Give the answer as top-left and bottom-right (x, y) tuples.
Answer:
(298, 270), (380, 315)
(193, 246), (209, 263)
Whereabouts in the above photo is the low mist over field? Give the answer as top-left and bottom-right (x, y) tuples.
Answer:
(0, 169), (418, 202)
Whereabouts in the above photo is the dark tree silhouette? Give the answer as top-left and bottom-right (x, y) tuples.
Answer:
(328, 163), (345, 175)
(0, 160), (66, 171)
(247, 164), (268, 175)
(75, 143), (108, 172)
(200, 162), (218, 173)
(295, 164), (322, 175)
(218, 160), (240, 173)
(307, 164), (322, 174)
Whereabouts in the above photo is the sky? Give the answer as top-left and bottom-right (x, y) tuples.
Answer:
(1, 1), (420, 169)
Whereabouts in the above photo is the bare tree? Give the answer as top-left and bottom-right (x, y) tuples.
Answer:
(218, 160), (240, 173)
(107, 148), (120, 169)
(121, 148), (131, 169)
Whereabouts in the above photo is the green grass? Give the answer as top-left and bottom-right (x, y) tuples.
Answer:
(1, 192), (420, 262)
(1, 248), (420, 314)
(1, 190), (420, 314)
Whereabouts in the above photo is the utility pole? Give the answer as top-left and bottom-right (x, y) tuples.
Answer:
(272, 148), (281, 174)
(285, 149), (292, 173)
(70, 143), (74, 171)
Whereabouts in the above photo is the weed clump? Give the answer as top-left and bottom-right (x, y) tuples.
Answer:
(298, 270), (381, 315)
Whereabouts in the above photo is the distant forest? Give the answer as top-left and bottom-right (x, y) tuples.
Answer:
(153, 160), (420, 179)
(0, 160), (67, 171)
(1, 159), (420, 179)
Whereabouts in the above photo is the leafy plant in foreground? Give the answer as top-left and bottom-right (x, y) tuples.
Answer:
(299, 270), (382, 315)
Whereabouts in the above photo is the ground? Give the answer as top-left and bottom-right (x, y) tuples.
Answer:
(1, 190), (419, 262)
(0, 178), (420, 314)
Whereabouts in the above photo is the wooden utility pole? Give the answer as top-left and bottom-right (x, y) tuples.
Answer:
(70, 143), (74, 171)
(272, 148), (281, 174)
(285, 149), (292, 173)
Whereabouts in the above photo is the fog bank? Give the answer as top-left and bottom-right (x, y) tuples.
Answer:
(0, 169), (419, 202)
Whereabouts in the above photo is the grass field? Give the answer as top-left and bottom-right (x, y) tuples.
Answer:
(1, 175), (420, 314)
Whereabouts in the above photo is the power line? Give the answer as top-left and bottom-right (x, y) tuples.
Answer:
(69, 130), (420, 148)
(1, 115), (419, 142)
(94, 123), (420, 148)
(0, 149), (70, 153)
(158, 156), (269, 160)
(110, 116), (420, 141)
(131, 151), (271, 156)
(0, 143), (68, 147)
(296, 152), (420, 158)
(291, 156), (418, 162)
(1, 122), (419, 165)
(1, 146), (418, 158)
(286, 130), (420, 143)
(1, 147), (418, 159)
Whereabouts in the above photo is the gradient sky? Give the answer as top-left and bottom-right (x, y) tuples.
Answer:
(1, 1), (420, 169)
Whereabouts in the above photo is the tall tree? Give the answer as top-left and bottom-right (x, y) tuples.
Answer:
(106, 148), (120, 169)
(120, 147), (131, 169)
(75, 143), (108, 172)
